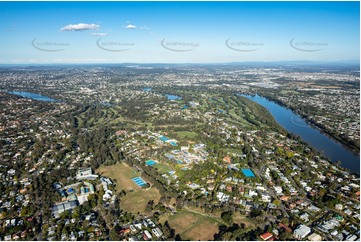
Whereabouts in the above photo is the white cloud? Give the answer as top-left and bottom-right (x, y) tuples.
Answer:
(91, 32), (108, 37)
(139, 26), (151, 30)
(61, 23), (99, 31)
(125, 24), (137, 29)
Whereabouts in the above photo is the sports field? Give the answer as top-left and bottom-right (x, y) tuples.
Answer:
(153, 163), (173, 174)
(121, 188), (161, 213)
(161, 210), (220, 240)
(132, 177), (147, 187)
(96, 163), (141, 191)
(174, 131), (198, 139)
(97, 162), (161, 213)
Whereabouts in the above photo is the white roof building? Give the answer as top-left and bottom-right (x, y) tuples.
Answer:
(308, 233), (322, 241)
(335, 204), (343, 210)
(294, 224), (311, 240)
(76, 168), (98, 180)
(143, 230), (152, 240)
(274, 186), (283, 195)
(152, 228), (163, 238)
(248, 190), (258, 197)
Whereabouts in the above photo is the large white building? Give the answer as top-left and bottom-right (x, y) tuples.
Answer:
(51, 200), (78, 218)
(76, 167), (98, 180)
(294, 224), (311, 240)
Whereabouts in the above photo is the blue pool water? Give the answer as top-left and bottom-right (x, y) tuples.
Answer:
(146, 160), (157, 166)
(165, 94), (181, 100)
(242, 168), (255, 178)
(159, 136), (169, 142)
(170, 141), (178, 146)
(181, 105), (189, 110)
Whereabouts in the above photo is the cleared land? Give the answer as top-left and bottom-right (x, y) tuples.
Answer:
(96, 163), (140, 191)
(121, 188), (161, 213)
(162, 210), (220, 241)
(96, 163), (161, 213)
(174, 131), (198, 139)
(153, 163), (173, 174)
(233, 212), (256, 231)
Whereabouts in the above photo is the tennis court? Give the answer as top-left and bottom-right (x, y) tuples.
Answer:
(242, 168), (255, 177)
(132, 177), (147, 187)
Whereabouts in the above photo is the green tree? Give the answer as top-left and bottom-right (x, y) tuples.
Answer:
(273, 200), (281, 207)
(221, 211), (234, 225)
(72, 206), (81, 219)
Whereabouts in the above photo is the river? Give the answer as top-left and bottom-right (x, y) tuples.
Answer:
(142, 88), (181, 101)
(8, 91), (57, 102)
(165, 94), (181, 100)
(240, 94), (360, 174)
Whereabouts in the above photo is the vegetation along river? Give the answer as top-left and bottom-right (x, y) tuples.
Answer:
(240, 94), (360, 174)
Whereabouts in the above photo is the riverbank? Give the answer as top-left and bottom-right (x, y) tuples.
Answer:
(240, 94), (360, 174)
(259, 94), (360, 155)
(8, 91), (57, 102)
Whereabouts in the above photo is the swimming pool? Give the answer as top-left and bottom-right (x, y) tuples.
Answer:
(242, 168), (255, 178)
(145, 160), (157, 166)
(159, 136), (169, 142)
(169, 141), (178, 146)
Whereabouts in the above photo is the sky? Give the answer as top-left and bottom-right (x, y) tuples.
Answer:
(0, 1), (359, 64)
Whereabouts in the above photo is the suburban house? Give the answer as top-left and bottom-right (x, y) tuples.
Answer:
(260, 232), (274, 241)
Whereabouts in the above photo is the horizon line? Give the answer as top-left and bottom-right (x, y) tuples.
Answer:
(0, 60), (360, 66)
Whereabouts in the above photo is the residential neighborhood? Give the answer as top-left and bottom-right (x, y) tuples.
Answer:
(0, 64), (359, 241)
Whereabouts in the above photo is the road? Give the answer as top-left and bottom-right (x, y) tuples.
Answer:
(252, 167), (289, 217)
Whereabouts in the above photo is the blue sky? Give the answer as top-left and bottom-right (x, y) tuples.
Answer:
(0, 1), (359, 64)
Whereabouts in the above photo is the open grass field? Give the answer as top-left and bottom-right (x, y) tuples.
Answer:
(121, 188), (161, 213)
(174, 131), (198, 139)
(233, 212), (256, 231)
(96, 163), (140, 191)
(75, 105), (126, 129)
(162, 210), (220, 241)
(97, 163), (161, 213)
(153, 163), (173, 174)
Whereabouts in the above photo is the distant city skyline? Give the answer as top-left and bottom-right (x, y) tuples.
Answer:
(0, 1), (359, 64)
